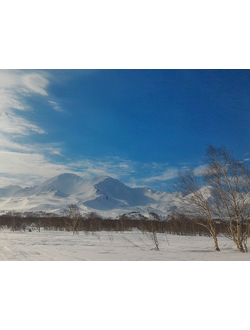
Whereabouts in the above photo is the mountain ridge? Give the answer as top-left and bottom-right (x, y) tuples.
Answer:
(0, 173), (182, 217)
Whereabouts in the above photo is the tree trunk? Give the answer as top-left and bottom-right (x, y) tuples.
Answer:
(236, 223), (245, 252)
(209, 225), (220, 251)
(211, 232), (220, 251)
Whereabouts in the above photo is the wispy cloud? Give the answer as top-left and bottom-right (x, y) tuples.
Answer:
(0, 70), (49, 96)
(142, 168), (179, 183)
(68, 157), (181, 189)
(0, 150), (69, 178)
(0, 112), (45, 135)
(0, 70), (49, 137)
(48, 100), (63, 112)
(68, 157), (137, 180)
(0, 152), (139, 188)
(0, 146), (73, 188)
(22, 73), (49, 95)
(193, 164), (207, 176)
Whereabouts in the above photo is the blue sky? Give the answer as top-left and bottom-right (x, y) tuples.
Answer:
(1, 69), (250, 190)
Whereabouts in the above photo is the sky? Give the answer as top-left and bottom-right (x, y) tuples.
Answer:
(1, 69), (250, 191)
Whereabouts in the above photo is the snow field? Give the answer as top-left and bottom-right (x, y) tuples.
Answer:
(1, 229), (250, 261)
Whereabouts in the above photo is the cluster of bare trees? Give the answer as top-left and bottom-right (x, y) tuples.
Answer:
(174, 145), (250, 253)
(0, 208), (222, 232)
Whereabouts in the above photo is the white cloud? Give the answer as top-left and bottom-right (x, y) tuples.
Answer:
(0, 70), (49, 138)
(68, 157), (136, 179)
(0, 70), (49, 96)
(22, 73), (49, 95)
(193, 164), (207, 176)
(0, 89), (26, 111)
(48, 100), (62, 111)
(0, 176), (24, 188)
(0, 150), (72, 187)
(141, 167), (179, 183)
(0, 71), (21, 89)
(0, 133), (32, 151)
(0, 112), (45, 135)
(46, 148), (63, 156)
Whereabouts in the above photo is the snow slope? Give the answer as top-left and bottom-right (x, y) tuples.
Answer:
(0, 173), (182, 216)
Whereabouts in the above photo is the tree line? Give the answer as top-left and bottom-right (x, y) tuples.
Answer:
(0, 209), (243, 237)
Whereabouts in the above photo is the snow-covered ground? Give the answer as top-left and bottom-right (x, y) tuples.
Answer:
(1, 228), (250, 261)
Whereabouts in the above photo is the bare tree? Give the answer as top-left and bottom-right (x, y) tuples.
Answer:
(148, 211), (161, 250)
(64, 204), (82, 235)
(6, 210), (17, 232)
(174, 169), (220, 251)
(204, 146), (250, 253)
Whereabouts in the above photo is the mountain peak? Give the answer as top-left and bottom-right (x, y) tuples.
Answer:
(91, 175), (114, 185)
(49, 173), (83, 181)
(0, 185), (23, 198)
(2, 184), (22, 189)
(38, 173), (87, 195)
(59, 173), (81, 178)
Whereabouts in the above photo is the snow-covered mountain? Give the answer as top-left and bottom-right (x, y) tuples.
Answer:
(36, 173), (88, 195)
(0, 173), (182, 217)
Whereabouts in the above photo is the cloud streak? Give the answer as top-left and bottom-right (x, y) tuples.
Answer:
(0, 70), (49, 138)
(22, 73), (49, 95)
(142, 168), (179, 183)
(0, 112), (45, 135)
(0, 150), (76, 187)
(48, 100), (63, 111)
(68, 157), (137, 180)
(0, 70), (49, 96)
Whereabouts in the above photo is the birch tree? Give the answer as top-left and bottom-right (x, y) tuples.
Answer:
(204, 146), (250, 253)
(64, 204), (82, 235)
(174, 169), (220, 251)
